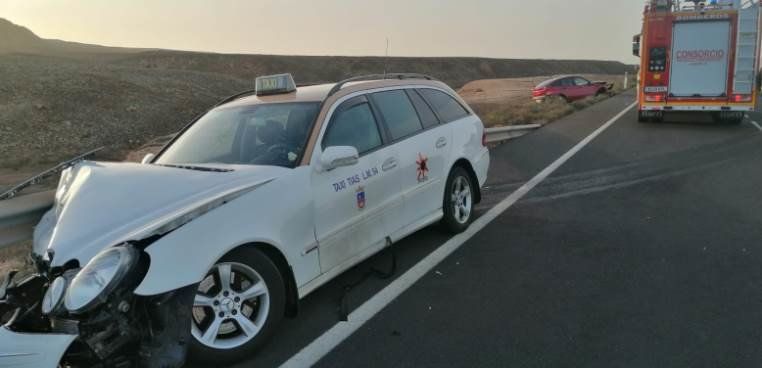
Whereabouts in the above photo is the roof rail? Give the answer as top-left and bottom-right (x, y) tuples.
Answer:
(327, 73), (438, 97)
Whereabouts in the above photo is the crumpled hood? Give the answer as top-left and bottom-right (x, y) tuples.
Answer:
(34, 161), (285, 267)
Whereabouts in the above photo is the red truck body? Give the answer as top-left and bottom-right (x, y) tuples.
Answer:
(634, 0), (761, 122)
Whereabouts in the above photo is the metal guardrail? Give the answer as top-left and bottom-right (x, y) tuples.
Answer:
(0, 190), (55, 249)
(484, 124), (541, 144)
(0, 124), (540, 250)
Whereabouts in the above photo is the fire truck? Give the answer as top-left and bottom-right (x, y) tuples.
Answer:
(633, 0), (761, 123)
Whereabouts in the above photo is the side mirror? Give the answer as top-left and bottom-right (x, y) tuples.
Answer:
(632, 34), (641, 57)
(141, 153), (156, 164)
(320, 146), (359, 171)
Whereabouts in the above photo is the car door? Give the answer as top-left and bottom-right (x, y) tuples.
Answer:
(574, 77), (594, 99)
(369, 88), (452, 238)
(311, 95), (402, 274)
(559, 77), (578, 100)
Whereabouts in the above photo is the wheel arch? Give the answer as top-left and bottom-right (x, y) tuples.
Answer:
(231, 242), (300, 318)
(451, 158), (482, 204)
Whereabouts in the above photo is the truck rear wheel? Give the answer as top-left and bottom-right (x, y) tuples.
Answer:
(638, 111), (663, 123)
(713, 112), (744, 125)
(637, 111), (648, 123)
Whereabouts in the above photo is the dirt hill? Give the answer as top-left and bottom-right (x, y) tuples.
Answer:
(0, 17), (635, 170)
(0, 18), (150, 57)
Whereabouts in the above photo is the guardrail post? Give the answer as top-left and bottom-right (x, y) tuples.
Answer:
(624, 72), (629, 90)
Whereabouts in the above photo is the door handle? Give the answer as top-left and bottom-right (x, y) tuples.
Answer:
(382, 157), (398, 172)
(435, 137), (448, 149)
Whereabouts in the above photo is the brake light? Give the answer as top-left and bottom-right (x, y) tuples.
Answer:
(644, 94), (666, 102)
(482, 131), (487, 147)
(732, 94), (752, 103)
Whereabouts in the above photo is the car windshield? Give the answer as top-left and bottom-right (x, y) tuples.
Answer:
(156, 102), (320, 168)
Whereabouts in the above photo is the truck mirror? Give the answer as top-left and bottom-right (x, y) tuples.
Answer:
(632, 35), (641, 57)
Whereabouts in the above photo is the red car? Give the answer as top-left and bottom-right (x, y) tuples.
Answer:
(532, 75), (612, 102)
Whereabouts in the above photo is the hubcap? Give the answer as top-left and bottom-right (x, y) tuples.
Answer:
(191, 262), (270, 350)
(451, 176), (472, 224)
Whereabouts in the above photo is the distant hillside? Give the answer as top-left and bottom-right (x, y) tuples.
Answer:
(113, 51), (633, 89)
(0, 18), (151, 57)
(0, 17), (635, 169)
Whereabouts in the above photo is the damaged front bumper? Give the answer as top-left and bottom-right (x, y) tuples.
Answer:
(0, 326), (76, 368)
(0, 247), (197, 368)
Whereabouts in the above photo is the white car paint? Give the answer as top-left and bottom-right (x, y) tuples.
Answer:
(19, 81), (489, 365)
(31, 85), (489, 299)
(33, 161), (284, 269)
(0, 327), (76, 368)
(131, 84), (488, 299)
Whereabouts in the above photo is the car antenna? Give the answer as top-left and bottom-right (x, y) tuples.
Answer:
(383, 37), (390, 78)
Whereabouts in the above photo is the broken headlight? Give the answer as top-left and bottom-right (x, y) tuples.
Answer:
(41, 276), (67, 315)
(64, 246), (139, 314)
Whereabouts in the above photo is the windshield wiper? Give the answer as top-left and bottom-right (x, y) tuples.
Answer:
(156, 164), (233, 173)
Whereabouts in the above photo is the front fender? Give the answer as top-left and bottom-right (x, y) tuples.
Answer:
(133, 167), (319, 296)
(0, 327), (76, 368)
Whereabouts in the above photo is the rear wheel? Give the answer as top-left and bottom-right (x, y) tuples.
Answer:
(637, 111), (648, 123)
(441, 166), (475, 234)
(714, 111), (744, 125)
(188, 247), (285, 365)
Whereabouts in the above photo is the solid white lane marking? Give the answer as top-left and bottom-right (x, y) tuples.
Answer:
(749, 120), (762, 132)
(280, 101), (638, 368)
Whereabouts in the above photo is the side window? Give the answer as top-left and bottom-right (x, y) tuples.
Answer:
(574, 77), (590, 86)
(370, 90), (423, 140)
(407, 90), (440, 129)
(418, 88), (470, 124)
(323, 98), (383, 154)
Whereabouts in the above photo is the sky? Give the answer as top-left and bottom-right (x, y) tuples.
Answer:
(0, 0), (644, 63)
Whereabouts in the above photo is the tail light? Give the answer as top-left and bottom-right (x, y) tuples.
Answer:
(533, 87), (548, 96)
(732, 94), (752, 103)
(644, 93), (666, 102)
(482, 131), (487, 147)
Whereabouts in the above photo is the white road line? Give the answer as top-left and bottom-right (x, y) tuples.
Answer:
(280, 101), (638, 368)
(749, 120), (762, 132)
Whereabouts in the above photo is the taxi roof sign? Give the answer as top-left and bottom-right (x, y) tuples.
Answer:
(255, 73), (297, 96)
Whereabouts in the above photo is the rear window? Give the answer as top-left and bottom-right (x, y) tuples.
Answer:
(370, 90), (423, 140)
(538, 79), (556, 88)
(418, 88), (469, 123)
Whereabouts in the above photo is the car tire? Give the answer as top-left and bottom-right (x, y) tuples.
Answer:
(188, 247), (286, 365)
(728, 117), (743, 125)
(441, 166), (475, 234)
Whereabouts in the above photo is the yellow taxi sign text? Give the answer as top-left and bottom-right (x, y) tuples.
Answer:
(255, 73), (297, 96)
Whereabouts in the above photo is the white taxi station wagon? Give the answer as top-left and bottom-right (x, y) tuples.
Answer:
(0, 73), (490, 367)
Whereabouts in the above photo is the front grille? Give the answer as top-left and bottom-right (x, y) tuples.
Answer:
(51, 316), (80, 334)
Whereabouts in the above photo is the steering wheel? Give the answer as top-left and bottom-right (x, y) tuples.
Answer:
(267, 144), (289, 155)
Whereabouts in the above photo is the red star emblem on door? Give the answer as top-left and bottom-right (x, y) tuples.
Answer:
(416, 153), (429, 182)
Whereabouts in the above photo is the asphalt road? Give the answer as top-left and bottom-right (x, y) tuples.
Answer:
(231, 90), (762, 368)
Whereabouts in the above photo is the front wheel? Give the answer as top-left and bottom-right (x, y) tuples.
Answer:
(188, 247), (285, 365)
(441, 166), (475, 233)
